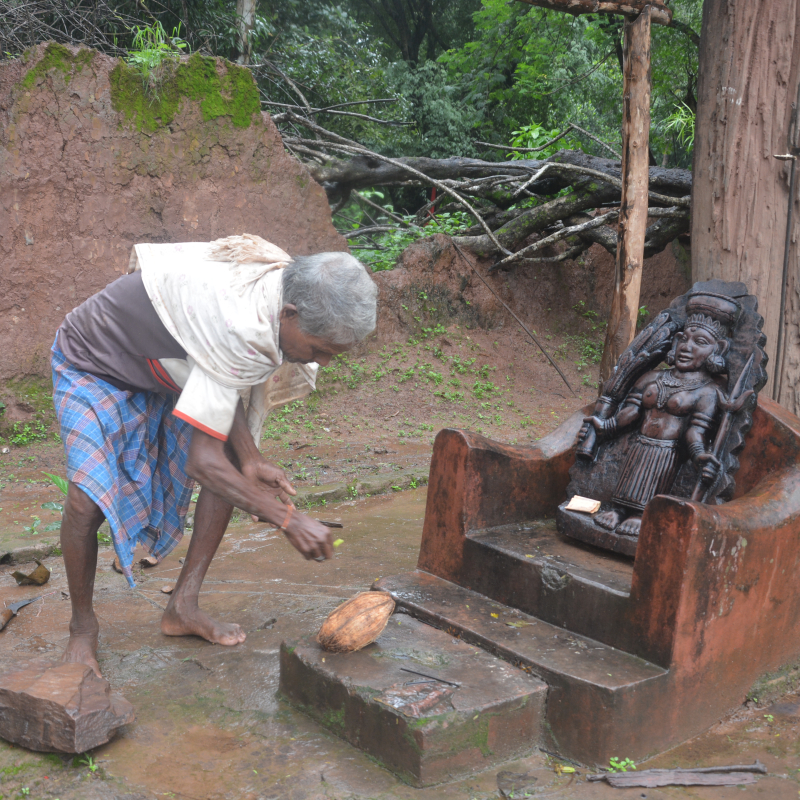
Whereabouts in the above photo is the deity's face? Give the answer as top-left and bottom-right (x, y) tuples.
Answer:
(673, 325), (719, 372)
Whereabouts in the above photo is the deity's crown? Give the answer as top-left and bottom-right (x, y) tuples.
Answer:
(683, 313), (727, 340)
(684, 291), (741, 338)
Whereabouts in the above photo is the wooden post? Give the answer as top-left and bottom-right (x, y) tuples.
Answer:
(513, 0), (671, 26)
(599, 6), (652, 383)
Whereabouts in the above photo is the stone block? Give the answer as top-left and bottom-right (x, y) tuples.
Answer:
(280, 616), (546, 787)
(0, 659), (134, 753)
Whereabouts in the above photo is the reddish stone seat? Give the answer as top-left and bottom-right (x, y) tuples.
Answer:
(398, 397), (800, 760)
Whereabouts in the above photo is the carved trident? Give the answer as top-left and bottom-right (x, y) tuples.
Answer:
(691, 352), (755, 503)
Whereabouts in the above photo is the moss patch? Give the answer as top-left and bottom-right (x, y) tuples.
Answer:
(748, 660), (800, 704)
(109, 53), (260, 133)
(19, 42), (94, 91)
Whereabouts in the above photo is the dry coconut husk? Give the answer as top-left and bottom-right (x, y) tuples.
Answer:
(318, 592), (395, 653)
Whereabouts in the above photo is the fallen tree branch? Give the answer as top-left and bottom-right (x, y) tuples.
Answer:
(354, 192), (421, 230)
(280, 112), (513, 254)
(454, 183), (620, 257)
(341, 225), (397, 239)
(269, 103), (413, 126)
(490, 208), (621, 271)
(476, 122), (621, 160)
(295, 148), (691, 206)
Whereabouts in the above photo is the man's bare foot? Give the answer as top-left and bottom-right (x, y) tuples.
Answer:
(161, 603), (246, 646)
(616, 516), (642, 538)
(63, 615), (101, 677)
(595, 509), (623, 530)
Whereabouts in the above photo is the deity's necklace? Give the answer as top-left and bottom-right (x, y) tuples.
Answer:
(655, 369), (711, 409)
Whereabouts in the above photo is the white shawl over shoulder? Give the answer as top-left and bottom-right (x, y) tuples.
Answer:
(128, 235), (318, 443)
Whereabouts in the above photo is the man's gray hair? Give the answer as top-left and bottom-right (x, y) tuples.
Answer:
(282, 252), (378, 345)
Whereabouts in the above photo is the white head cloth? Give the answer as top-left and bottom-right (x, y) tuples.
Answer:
(128, 234), (318, 442)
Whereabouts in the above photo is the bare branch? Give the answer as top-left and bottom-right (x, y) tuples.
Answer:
(354, 192), (422, 230)
(490, 208), (621, 271)
(568, 123), (622, 159)
(341, 225), (398, 239)
(280, 111), (513, 255)
(267, 102), (413, 126)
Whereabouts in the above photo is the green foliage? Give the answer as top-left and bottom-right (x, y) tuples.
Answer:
(110, 52), (260, 132)
(43, 472), (69, 495)
(8, 421), (48, 446)
(608, 757), (636, 772)
(338, 201), (471, 272)
(22, 517), (40, 535)
(126, 20), (187, 88)
(662, 101), (695, 151)
(386, 60), (479, 157)
(509, 122), (578, 159)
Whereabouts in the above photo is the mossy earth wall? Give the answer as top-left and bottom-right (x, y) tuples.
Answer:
(0, 42), (346, 380)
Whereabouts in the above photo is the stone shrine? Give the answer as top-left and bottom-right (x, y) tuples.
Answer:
(281, 280), (800, 785)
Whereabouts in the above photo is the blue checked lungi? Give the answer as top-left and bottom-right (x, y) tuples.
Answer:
(51, 336), (194, 588)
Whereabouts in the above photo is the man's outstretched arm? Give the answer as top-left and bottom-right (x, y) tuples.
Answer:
(185, 425), (333, 561)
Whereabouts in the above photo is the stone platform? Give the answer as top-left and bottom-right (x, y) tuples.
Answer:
(280, 396), (800, 772)
(279, 615), (546, 787)
(374, 571), (667, 763)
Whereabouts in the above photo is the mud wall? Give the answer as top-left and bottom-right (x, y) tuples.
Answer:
(0, 43), (345, 380)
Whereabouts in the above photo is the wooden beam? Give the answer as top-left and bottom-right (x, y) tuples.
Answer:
(514, 0), (671, 26)
(599, 6), (652, 382)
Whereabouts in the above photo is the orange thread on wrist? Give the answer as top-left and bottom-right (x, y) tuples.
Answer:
(280, 503), (295, 532)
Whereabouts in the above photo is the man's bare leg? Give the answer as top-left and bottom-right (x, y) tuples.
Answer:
(61, 482), (106, 677)
(161, 486), (246, 645)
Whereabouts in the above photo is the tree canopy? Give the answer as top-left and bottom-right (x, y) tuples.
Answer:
(2, 0), (700, 270)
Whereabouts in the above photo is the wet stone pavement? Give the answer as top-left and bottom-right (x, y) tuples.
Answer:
(2, 488), (800, 799)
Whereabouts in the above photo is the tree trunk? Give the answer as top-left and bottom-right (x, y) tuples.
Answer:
(599, 7), (652, 382)
(692, 0), (800, 412)
(236, 0), (256, 65)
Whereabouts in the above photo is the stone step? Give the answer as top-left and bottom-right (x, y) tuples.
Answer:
(374, 571), (669, 763)
(280, 615), (547, 787)
(457, 518), (636, 650)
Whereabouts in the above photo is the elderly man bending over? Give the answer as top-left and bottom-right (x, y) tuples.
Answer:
(51, 235), (377, 676)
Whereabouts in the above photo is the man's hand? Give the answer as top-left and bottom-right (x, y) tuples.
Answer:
(282, 512), (333, 561)
(242, 458), (295, 504)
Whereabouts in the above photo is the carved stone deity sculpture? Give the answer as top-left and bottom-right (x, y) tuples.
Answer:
(557, 280), (767, 556)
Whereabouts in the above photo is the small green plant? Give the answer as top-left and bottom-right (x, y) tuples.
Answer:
(608, 757), (636, 772)
(79, 754), (98, 773)
(764, 713), (775, 722)
(9, 421), (48, 446)
(22, 517), (41, 535)
(409, 477), (418, 489)
(126, 21), (188, 93)
(663, 102), (696, 150)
